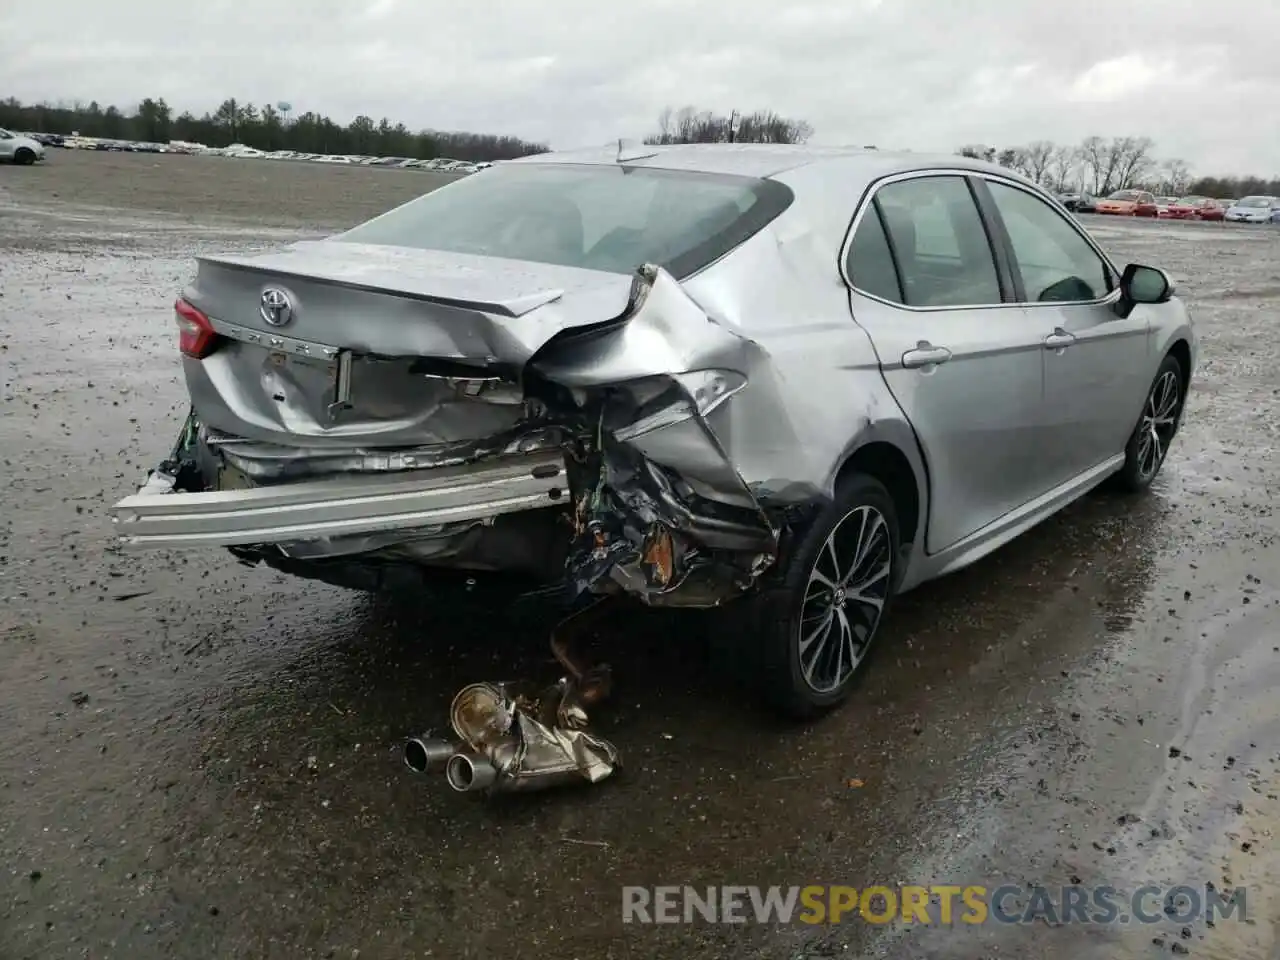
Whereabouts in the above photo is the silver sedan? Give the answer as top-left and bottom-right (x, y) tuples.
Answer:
(112, 144), (1197, 718)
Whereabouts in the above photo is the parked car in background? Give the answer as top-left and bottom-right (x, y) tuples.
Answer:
(1166, 196), (1223, 221)
(0, 128), (48, 164)
(1058, 190), (1098, 213)
(1197, 199), (1226, 221)
(1096, 189), (1158, 217)
(1155, 197), (1178, 217)
(1225, 196), (1279, 223)
(110, 145), (1197, 717)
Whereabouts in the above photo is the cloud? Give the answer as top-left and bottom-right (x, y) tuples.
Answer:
(1069, 54), (1174, 102)
(2, 0), (1278, 174)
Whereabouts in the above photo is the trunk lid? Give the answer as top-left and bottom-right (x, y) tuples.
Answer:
(182, 241), (635, 447)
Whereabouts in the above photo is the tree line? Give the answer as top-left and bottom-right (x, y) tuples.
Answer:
(647, 115), (1279, 197)
(956, 138), (1280, 198)
(644, 106), (814, 145)
(6, 94), (1275, 194)
(0, 97), (548, 162)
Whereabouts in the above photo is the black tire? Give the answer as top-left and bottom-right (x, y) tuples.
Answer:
(736, 473), (900, 720)
(1114, 352), (1185, 493)
(14, 148), (36, 166)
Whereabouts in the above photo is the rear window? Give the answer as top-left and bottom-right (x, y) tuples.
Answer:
(337, 162), (794, 278)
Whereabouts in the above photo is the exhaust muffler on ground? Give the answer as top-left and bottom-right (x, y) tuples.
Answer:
(403, 735), (457, 775)
(403, 679), (620, 795)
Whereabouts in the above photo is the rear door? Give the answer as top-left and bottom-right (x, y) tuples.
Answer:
(843, 172), (1057, 554)
(978, 177), (1151, 487)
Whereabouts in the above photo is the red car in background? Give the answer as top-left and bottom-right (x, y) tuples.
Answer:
(1167, 196), (1224, 221)
(1095, 189), (1159, 217)
(1197, 198), (1225, 221)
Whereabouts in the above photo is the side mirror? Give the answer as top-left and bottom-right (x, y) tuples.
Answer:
(1118, 263), (1173, 307)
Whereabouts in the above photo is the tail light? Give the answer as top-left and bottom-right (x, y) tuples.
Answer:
(175, 298), (219, 358)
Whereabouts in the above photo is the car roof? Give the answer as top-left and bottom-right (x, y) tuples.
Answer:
(505, 142), (1009, 181)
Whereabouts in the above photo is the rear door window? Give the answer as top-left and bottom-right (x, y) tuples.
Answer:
(845, 205), (904, 304)
(872, 176), (1003, 308)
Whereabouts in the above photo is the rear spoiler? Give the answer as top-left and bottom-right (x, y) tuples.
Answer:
(196, 253), (564, 318)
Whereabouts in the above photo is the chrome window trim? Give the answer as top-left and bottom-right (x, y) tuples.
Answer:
(839, 167), (1123, 313)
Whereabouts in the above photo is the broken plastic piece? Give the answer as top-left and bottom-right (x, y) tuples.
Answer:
(138, 468), (178, 496)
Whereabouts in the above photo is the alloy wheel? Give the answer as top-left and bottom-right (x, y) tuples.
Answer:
(798, 505), (893, 694)
(1135, 370), (1181, 481)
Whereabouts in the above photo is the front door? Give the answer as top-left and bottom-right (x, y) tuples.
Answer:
(845, 173), (1056, 554)
(980, 179), (1152, 487)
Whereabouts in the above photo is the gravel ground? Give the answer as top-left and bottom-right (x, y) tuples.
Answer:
(1, 149), (1278, 960)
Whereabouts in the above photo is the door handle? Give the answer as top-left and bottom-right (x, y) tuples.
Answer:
(901, 342), (952, 369)
(1044, 328), (1076, 350)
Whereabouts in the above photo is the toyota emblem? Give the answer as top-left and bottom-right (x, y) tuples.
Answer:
(260, 288), (294, 327)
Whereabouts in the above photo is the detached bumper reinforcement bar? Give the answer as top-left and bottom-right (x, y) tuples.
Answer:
(111, 451), (567, 549)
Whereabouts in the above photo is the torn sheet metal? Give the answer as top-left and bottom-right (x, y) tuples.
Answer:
(202, 421), (564, 482)
(538, 264), (780, 606)
(405, 679), (620, 794)
(563, 430), (775, 605)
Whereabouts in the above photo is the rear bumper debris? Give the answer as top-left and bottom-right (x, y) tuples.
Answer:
(112, 449), (568, 548)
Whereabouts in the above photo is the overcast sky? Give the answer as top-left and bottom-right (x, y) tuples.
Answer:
(4, 0), (1278, 175)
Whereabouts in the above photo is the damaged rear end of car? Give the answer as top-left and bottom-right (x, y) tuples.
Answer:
(112, 160), (796, 610)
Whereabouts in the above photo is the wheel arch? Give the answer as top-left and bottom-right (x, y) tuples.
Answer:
(830, 431), (928, 570)
(1165, 338), (1193, 398)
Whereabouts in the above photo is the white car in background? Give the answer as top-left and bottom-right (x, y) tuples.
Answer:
(1224, 196), (1279, 223)
(0, 128), (46, 164)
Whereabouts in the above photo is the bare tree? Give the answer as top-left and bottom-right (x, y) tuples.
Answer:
(1114, 136), (1155, 190)
(1020, 141), (1056, 185)
(1078, 136), (1113, 194)
(1048, 144), (1080, 192)
(1162, 158), (1187, 195)
(656, 106), (673, 143)
(645, 106), (813, 145)
(996, 147), (1024, 172)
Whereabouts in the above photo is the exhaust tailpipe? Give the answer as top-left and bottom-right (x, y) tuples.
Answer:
(445, 752), (498, 792)
(403, 736), (456, 774)
(405, 680), (620, 797)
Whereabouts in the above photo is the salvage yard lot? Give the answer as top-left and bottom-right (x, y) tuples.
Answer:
(1, 151), (1278, 960)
